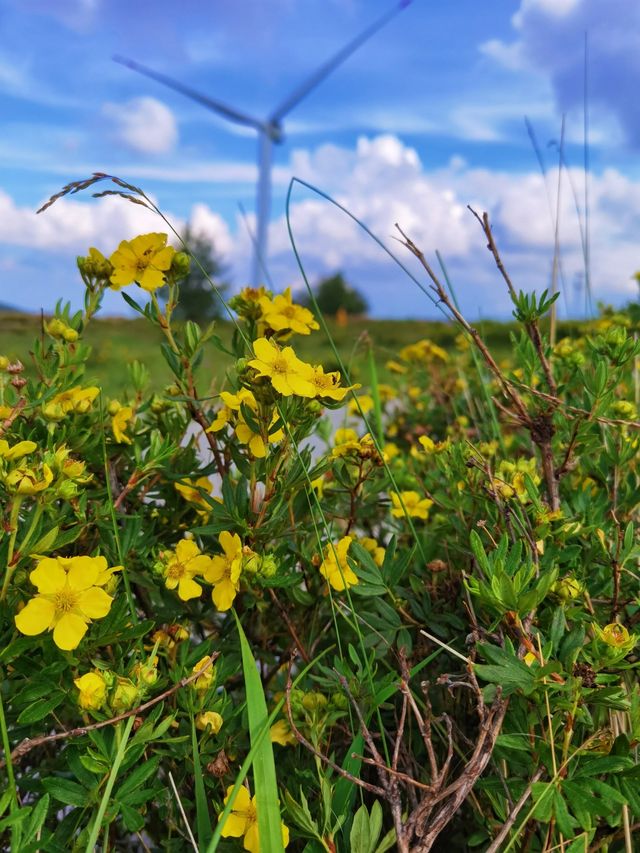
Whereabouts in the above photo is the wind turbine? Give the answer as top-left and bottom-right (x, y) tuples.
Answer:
(114, 0), (411, 285)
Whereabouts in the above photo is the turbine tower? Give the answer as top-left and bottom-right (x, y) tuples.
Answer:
(114, 1), (411, 285)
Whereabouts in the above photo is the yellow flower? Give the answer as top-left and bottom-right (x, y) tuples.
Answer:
(319, 536), (358, 591)
(270, 719), (297, 746)
(258, 287), (319, 336)
(309, 365), (358, 401)
(111, 405), (135, 444)
(0, 439), (37, 461)
(236, 411), (284, 458)
(204, 531), (243, 611)
(331, 428), (360, 458)
(14, 555), (116, 650)
(43, 386), (100, 420)
(219, 785), (289, 853)
(162, 540), (212, 601)
(175, 476), (214, 513)
(196, 711), (223, 733)
(348, 394), (374, 416)
(111, 677), (139, 713)
(109, 233), (175, 292)
(598, 623), (636, 651)
(74, 671), (108, 711)
(4, 462), (53, 495)
(358, 536), (385, 567)
(190, 656), (216, 692)
(383, 442), (400, 461)
(390, 490), (433, 520)
(386, 359), (407, 374)
(248, 338), (315, 397)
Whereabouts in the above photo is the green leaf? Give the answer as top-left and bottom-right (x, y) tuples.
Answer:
(24, 795), (49, 844)
(116, 756), (161, 800)
(17, 692), (65, 724)
(234, 611), (285, 853)
(41, 778), (89, 808)
(350, 805), (371, 853)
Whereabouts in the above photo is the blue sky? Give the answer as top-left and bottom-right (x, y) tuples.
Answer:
(1, 0), (640, 318)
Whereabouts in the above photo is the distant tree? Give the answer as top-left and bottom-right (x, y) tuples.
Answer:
(172, 226), (229, 322)
(305, 272), (368, 317)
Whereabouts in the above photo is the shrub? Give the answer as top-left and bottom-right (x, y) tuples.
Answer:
(0, 174), (639, 851)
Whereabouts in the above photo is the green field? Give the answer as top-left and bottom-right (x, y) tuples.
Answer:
(0, 310), (583, 398)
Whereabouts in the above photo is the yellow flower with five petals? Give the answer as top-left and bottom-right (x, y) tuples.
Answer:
(109, 233), (175, 292)
(248, 338), (315, 397)
(204, 531), (243, 611)
(319, 536), (358, 591)
(15, 555), (118, 650)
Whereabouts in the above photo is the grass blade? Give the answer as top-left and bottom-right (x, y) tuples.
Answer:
(191, 715), (212, 847)
(83, 716), (135, 853)
(233, 611), (284, 853)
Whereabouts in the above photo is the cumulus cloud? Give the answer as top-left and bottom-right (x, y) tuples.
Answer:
(102, 97), (178, 155)
(2, 134), (640, 317)
(481, 0), (640, 147)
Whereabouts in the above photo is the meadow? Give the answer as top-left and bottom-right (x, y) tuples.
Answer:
(1, 175), (639, 853)
(0, 310), (584, 398)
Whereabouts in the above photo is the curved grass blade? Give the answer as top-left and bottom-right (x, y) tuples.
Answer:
(234, 611), (283, 853)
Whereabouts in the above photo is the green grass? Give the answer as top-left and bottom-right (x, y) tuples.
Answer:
(0, 311), (585, 399)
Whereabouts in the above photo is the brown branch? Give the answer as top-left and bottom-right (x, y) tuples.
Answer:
(283, 658), (386, 797)
(2, 653), (219, 768)
(468, 207), (557, 396)
(485, 767), (544, 853)
(268, 588), (310, 663)
(395, 224), (530, 424)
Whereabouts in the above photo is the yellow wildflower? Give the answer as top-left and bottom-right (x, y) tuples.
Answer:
(598, 623), (636, 651)
(0, 439), (37, 461)
(43, 386), (100, 420)
(109, 233), (175, 292)
(248, 338), (315, 397)
(190, 656), (216, 692)
(390, 490), (433, 520)
(319, 536), (358, 591)
(348, 394), (373, 416)
(331, 428), (361, 458)
(15, 555), (117, 650)
(270, 719), (297, 746)
(204, 531), (243, 611)
(74, 671), (108, 711)
(259, 287), (319, 336)
(4, 462), (53, 495)
(358, 536), (385, 567)
(111, 677), (139, 713)
(196, 711), (223, 733)
(111, 405), (134, 444)
(309, 365), (358, 401)
(219, 785), (289, 853)
(161, 539), (212, 601)
(175, 477), (215, 514)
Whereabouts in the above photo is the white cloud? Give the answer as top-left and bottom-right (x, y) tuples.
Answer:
(102, 97), (178, 155)
(481, 0), (640, 147)
(2, 134), (640, 317)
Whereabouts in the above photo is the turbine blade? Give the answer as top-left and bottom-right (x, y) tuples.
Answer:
(113, 55), (266, 132)
(269, 0), (412, 122)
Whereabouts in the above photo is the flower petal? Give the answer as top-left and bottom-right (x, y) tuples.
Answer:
(77, 586), (113, 619)
(30, 558), (66, 593)
(178, 577), (203, 601)
(53, 613), (88, 650)
(15, 596), (56, 635)
(212, 580), (237, 611)
(66, 556), (100, 590)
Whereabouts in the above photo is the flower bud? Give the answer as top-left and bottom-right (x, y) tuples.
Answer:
(74, 671), (108, 711)
(111, 677), (140, 713)
(171, 251), (191, 279)
(196, 711), (223, 734)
